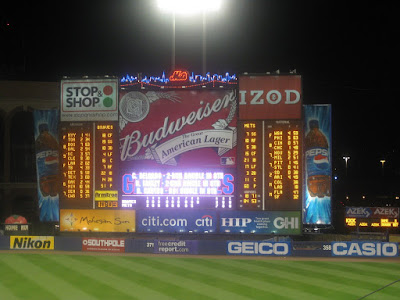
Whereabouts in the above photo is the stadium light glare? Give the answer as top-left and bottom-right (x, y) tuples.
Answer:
(157, 0), (222, 15)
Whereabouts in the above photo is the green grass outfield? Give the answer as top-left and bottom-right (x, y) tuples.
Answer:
(1, 253), (400, 299)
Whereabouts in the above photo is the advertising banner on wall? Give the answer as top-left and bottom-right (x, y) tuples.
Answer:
(60, 209), (135, 232)
(238, 75), (302, 120)
(331, 242), (398, 257)
(303, 105), (332, 225)
(227, 241), (291, 256)
(136, 210), (217, 233)
(154, 240), (198, 254)
(10, 236), (54, 250)
(220, 211), (301, 234)
(33, 110), (60, 222)
(119, 90), (237, 209)
(60, 78), (118, 121)
(82, 238), (125, 253)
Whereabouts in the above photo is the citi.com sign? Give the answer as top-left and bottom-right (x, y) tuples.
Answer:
(61, 78), (118, 121)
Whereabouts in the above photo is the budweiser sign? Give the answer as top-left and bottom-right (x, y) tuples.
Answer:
(119, 90), (237, 168)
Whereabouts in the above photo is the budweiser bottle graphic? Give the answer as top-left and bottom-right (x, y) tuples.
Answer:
(35, 123), (59, 197)
(305, 120), (331, 198)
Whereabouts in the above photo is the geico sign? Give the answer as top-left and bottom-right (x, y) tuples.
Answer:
(332, 242), (398, 257)
(239, 89), (300, 105)
(227, 241), (290, 255)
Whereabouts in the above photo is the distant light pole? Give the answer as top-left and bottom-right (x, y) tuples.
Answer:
(157, 0), (222, 75)
(343, 156), (350, 176)
(380, 159), (386, 177)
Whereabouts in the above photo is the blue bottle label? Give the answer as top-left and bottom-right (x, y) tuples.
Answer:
(305, 147), (330, 176)
(36, 150), (59, 178)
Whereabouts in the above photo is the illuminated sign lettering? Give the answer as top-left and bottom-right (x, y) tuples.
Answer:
(169, 70), (189, 82)
(121, 171), (234, 209)
(265, 121), (302, 210)
(94, 123), (118, 208)
(60, 124), (93, 208)
(237, 121), (262, 209)
(345, 217), (399, 228)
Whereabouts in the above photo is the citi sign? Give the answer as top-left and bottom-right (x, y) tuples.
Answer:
(332, 242), (398, 257)
(227, 241), (291, 256)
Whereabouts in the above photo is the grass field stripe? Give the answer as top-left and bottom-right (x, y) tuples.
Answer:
(67, 254), (213, 300)
(240, 260), (385, 298)
(262, 260), (396, 286)
(0, 281), (20, 300)
(149, 257), (325, 300)
(300, 261), (400, 287)
(25, 254), (133, 299)
(130, 256), (277, 299)
(331, 262), (400, 282)
(46, 254), (172, 300)
(0, 258), (56, 299)
(211, 258), (360, 298)
(255, 260), (400, 299)
(0, 254), (96, 300)
(98, 256), (250, 300)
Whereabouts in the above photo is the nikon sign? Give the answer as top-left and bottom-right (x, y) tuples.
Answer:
(61, 78), (118, 121)
(10, 236), (54, 250)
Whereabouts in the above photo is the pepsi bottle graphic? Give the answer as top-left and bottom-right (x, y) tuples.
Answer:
(305, 120), (331, 198)
(35, 123), (59, 197)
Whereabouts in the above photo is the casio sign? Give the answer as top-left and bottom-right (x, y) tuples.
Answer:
(227, 241), (290, 256)
(239, 89), (300, 105)
(332, 242), (398, 257)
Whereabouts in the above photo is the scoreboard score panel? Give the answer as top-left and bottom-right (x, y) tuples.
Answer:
(237, 120), (302, 211)
(345, 207), (400, 229)
(60, 122), (119, 209)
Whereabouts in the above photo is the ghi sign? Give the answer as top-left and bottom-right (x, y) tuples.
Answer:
(239, 75), (301, 120)
(61, 78), (118, 121)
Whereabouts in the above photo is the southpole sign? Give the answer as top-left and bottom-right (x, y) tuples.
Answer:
(61, 78), (118, 121)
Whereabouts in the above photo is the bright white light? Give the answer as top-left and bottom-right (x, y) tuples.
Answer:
(157, 0), (222, 15)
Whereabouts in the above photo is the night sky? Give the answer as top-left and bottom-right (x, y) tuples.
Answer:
(1, 0), (399, 181)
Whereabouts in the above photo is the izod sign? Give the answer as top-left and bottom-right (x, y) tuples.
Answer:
(61, 78), (118, 121)
(238, 75), (302, 120)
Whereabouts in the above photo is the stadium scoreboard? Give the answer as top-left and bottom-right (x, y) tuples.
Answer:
(60, 122), (119, 209)
(237, 120), (302, 211)
(59, 76), (304, 218)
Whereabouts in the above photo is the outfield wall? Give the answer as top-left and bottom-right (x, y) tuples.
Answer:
(0, 236), (398, 258)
